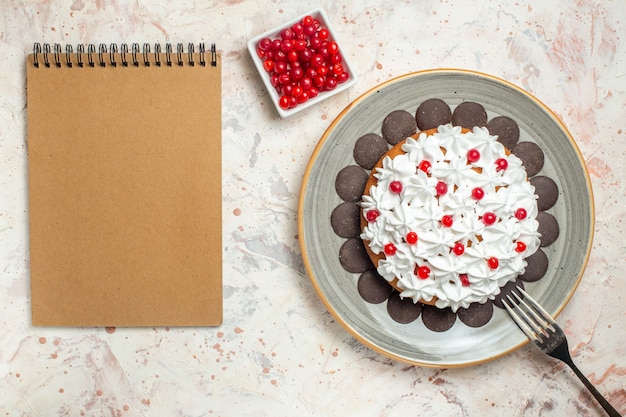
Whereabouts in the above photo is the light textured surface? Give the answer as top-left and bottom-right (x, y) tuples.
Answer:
(1, 0), (625, 416)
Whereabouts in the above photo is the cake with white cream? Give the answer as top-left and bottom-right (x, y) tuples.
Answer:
(360, 123), (541, 312)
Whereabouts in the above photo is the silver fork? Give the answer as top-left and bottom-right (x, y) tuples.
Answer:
(503, 287), (621, 417)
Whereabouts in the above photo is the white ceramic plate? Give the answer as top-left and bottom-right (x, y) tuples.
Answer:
(298, 69), (594, 367)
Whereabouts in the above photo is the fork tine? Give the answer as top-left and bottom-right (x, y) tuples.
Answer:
(505, 294), (548, 342)
(511, 291), (554, 337)
(517, 287), (557, 328)
(502, 296), (539, 342)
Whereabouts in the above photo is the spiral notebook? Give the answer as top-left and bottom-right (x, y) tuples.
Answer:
(27, 42), (222, 327)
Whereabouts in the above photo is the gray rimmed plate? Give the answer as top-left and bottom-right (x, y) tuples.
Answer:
(298, 69), (594, 367)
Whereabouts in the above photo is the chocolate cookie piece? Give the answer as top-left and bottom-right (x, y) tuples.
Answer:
(512, 141), (544, 177)
(330, 202), (361, 238)
(339, 238), (372, 273)
(457, 301), (494, 328)
(451, 101), (487, 128)
(335, 165), (368, 203)
(415, 98), (452, 130)
(381, 110), (417, 145)
(421, 304), (457, 332)
(530, 176), (559, 211)
(519, 249), (549, 282)
(492, 279), (525, 309)
(387, 292), (422, 324)
(353, 133), (389, 170)
(537, 211), (560, 247)
(358, 269), (393, 304)
(487, 116), (520, 150)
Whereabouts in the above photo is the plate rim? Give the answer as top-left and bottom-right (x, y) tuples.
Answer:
(297, 68), (595, 367)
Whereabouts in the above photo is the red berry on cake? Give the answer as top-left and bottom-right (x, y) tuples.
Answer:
(389, 180), (403, 194)
(495, 157), (508, 171)
(365, 209), (380, 222)
(467, 148), (480, 163)
(459, 273), (470, 287)
(384, 243), (397, 256)
(406, 231), (418, 245)
(453, 242), (465, 255)
(441, 214), (453, 227)
(515, 208), (527, 220)
(515, 241), (527, 253)
(435, 181), (448, 196)
(487, 257), (499, 269)
(416, 265), (431, 279)
(482, 212), (497, 225)
(418, 160), (432, 174)
(471, 187), (485, 200)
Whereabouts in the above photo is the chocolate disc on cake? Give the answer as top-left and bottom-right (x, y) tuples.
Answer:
(421, 305), (457, 332)
(530, 176), (559, 211)
(457, 301), (494, 328)
(512, 141), (544, 177)
(353, 133), (389, 170)
(330, 202), (361, 238)
(381, 110), (417, 145)
(487, 115), (520, 150)
(537, 211), (560, 247)
(358, 269), (393, 304)
(338, 238), (372, 273)
(519, 248), (549, 282)
(387, 292), (422, 324)
(451, 101), (487, 128)
(335, 165), (368, 203)
(415, 98), (452, 130)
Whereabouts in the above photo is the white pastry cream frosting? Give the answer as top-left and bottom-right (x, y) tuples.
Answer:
(360, 124), (541, 312)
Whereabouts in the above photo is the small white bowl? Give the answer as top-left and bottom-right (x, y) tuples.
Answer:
(247, 8), (358, 118)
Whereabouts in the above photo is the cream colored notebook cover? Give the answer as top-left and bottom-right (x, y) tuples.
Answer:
(27, 43), (222, 326)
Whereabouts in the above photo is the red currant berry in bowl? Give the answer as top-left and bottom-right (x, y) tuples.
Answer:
(257, 37), (272, 51)
(247, 8), (357, 117)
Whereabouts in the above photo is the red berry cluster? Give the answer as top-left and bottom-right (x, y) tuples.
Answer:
(256, 15), (350, 110)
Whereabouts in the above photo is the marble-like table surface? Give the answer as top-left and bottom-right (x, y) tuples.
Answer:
(1, 1), (624, 415)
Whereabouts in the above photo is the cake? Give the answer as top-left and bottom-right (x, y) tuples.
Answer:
(359, 123), (542, 312)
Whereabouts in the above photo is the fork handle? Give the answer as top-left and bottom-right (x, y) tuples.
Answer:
(565, 359), (622, 417)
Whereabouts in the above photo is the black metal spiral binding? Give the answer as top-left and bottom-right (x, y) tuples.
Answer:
(32, 42), (217, 68)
